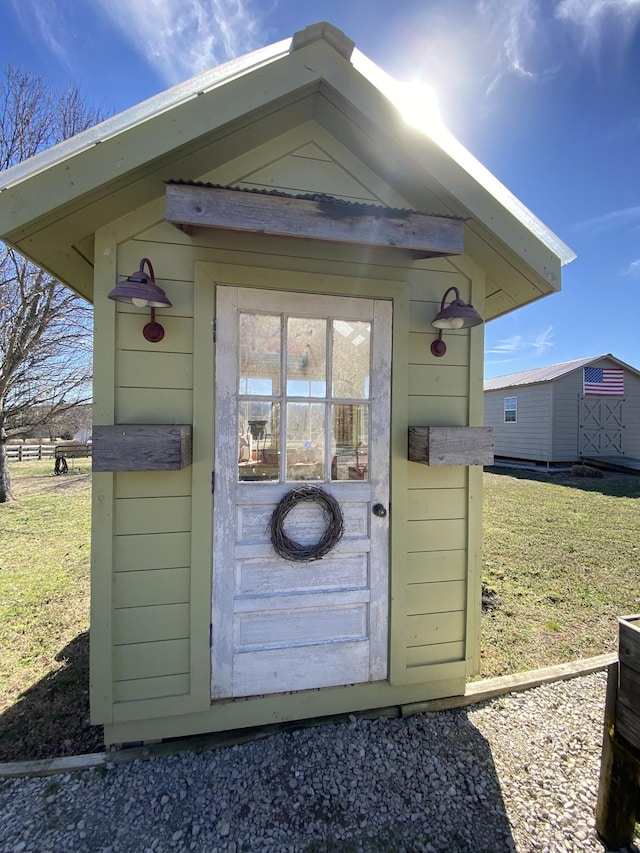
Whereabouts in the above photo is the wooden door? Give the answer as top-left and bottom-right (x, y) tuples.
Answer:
(579, 397), (624, 456)
(212, 286), (391, 699)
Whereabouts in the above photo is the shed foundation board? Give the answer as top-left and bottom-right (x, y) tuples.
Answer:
(583, 457), (640, 474)
(102, 672), (467, 745)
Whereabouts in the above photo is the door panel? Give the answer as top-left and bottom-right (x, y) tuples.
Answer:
(579, 397), (624, 456)
(212, 286), (391, 699)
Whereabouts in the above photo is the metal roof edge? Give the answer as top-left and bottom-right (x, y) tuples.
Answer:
(483, 353), (640, 391)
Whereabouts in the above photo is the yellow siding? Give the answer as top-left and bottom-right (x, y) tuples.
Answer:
(239, 143), (380, 201)
(405, 581), (466, 615)
(114, 568), (190, 606)
(406, 550), (467, 584)
(114, 497), (191, 536)
(407, 488), (466, 520)
(406, 612), (466, 647)
(114, 675), (190, 703)
(114, 603), (189, 645)
(116, 388), (193, 423)
(114, 532), (190, 571)
(114, 639), (189, 681)
(406, 519), (467, 553)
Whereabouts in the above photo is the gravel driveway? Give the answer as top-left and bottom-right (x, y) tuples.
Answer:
(1, 671), (637, 852)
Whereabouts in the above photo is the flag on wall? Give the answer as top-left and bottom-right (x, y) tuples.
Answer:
(583, 367), (624, 396)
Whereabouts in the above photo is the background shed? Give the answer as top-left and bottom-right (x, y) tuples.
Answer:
(484, 354), (640, 465)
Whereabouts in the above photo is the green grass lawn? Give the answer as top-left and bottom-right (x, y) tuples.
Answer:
(480, 467), (640, 678)
(0, 459), (100, 761)
(1, 460), (639, 760)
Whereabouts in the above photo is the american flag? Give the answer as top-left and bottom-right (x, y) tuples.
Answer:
(583, 367), (624, 396)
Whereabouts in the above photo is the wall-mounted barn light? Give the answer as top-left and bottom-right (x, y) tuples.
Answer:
(430, 286), (483, 357)
(108, 258), (172, 343)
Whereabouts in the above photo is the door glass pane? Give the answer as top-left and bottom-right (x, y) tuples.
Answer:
(331, 403), (369, 480)
(238, 402), (280, 481)
(332, 320), (370, 399)
(239, 313), (280, 396)
(287, 317), (326, 398)
(286, 402), (325, 481)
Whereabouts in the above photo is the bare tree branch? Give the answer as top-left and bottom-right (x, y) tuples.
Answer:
(0, 64), (103, 502)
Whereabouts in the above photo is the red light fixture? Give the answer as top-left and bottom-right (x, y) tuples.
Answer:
(431, 286), (483, 357)
(108, 258), (172, 343)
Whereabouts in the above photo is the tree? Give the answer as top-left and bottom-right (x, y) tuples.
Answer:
(0, 65), (102, 502)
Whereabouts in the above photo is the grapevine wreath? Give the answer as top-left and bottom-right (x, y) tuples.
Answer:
(269, 486), (344, 562)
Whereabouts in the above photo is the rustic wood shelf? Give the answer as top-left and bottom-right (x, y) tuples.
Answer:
(165, 183), (464, 258)
(408, 426), (494, 467)
(92, 424), (192, 472)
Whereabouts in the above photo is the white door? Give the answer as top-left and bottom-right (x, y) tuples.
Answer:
(212, 286), (391, 699)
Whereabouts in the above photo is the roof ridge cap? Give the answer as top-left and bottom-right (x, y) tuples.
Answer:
(290, 22), (355, 60)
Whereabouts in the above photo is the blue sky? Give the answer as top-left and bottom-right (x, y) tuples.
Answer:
(2, 0), (640, 379)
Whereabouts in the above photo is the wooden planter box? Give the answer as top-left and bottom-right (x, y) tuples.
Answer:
(92, 424), (192, 472)
(408, 426), (494, 467)
(616, 614), (640, 751)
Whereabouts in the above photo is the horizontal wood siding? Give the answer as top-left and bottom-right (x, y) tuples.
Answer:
(111, 419), (194, 702)
(484, 384), (552, 461)
(404, 271), (476, 675)
(111, 260), (194, 702)
(551, 371), (582, 461)
(623, 371), (640, 457)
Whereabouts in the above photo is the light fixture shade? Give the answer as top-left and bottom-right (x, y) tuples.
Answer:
(432, 296), (483, 329)
(108, 258), (172, 308)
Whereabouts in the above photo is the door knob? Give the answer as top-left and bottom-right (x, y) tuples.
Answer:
(372, 503), (387, 517)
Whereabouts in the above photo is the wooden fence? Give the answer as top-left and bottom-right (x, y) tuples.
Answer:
(7, 444), (58, 462)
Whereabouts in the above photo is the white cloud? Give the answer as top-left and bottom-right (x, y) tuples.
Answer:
(622, 258), (640, 277)
(486, 326), (553, 357)
(93, 0), (268, 83)
(477, 0), (640, 94)
(532, 325), (554, 354)
(575, 205), (640, 232)
(8, 0), (73, 69)
(486, 335), (525, 354)
(9, 0), (269, 86)
(477, 0), (567, 93)
(555, 0), (640, 50)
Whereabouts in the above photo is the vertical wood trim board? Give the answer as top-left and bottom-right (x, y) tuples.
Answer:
(191, 264), (216, 708)
(90, 227), (117, 724)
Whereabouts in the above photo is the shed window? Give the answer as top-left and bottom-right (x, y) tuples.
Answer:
(504, 396), (517, 423)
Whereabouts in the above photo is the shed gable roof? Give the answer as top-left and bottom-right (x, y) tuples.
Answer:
(484, 354), (640, 391)
(0, 21), (574, 309)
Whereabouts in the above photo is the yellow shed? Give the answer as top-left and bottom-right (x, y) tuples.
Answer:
(0, 22), (574, 747)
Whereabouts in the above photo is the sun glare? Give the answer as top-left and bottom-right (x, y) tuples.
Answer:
(393, 79), (445, 137)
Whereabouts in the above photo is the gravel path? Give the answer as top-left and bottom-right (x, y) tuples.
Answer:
(1, 671), (637, 852)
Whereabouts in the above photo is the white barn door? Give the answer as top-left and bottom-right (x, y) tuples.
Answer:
(212, 286), (391, 699)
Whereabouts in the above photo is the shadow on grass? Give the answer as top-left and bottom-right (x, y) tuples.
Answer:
(0, 631), (104, 763)
(485, 466), (640, 499)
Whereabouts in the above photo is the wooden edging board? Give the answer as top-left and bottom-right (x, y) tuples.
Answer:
(0, 652), (617, 779)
